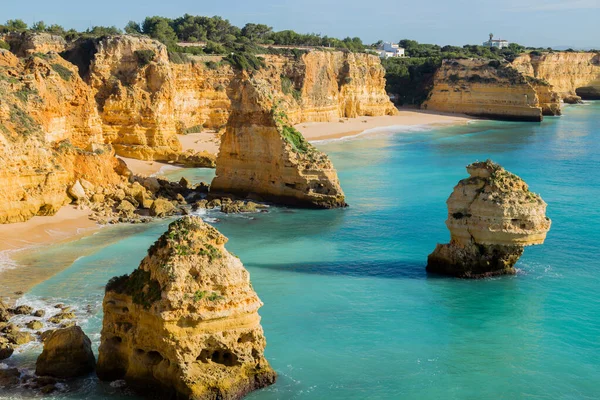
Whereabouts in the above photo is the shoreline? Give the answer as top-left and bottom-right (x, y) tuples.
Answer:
(0, 110), (471, 274)
(295, 109), (473, 142)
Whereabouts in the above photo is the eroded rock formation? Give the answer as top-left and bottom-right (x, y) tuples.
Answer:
(427, 160), (551, 278)
(97, 216), (276, 398)
(0, 34), (397, 222)
(512, 52), (600, 101)
(211, 71), (347, 208)
(423, 59), (557, 121)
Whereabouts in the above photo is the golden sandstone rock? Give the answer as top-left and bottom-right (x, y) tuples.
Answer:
(512, 52), (600, 101)
(427, 160), (551, 278)
(0, 34), (396, 222)
(97, 217), (276, 399)
(211, 72), (348, 208)
(423, 59), (554, 122)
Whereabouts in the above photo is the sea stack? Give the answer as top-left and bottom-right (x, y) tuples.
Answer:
(427, 160), (551, 278)
(210, 72), (347, 209)
(96, 216), (276, 398)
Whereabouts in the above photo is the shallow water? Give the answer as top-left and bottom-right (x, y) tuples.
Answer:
(2, 103), (599, 399)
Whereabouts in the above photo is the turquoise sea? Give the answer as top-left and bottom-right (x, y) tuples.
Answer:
(1, 102), (599, 399)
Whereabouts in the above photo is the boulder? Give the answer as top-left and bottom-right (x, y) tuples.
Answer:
(0, 345), (14, 360)
(150, 198), (176, 217)
(0, 367), (20, 387)
(26, 320), (43, 330)
(35, 326), (96, 378)
(7, 331), (34, 345)
(142, 177), (161, 193)
(427, 160), (551, 278)
(12, 305), (33, 315)
(48, 312), (75, 324)
(116, 200), (137, 216)
(0, 300), (11, 322)
(68, 181), (87, 201)
(33, 309), (46, 317)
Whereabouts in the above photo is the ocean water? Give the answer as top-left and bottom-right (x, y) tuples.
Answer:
(2, 103), (599, 399)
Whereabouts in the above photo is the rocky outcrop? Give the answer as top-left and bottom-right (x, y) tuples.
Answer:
(423, 59), (556, 121)
(211, 71), (347, 208)
(35, 326), (96, 378)
(427, 160), (551, 278)
(97, 216), (276, 399)
(3, 32), (67, 57)
(512, 52), (600, 100)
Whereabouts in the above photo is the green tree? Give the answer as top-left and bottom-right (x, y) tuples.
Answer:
(124, 21), (141, 34)
(5, 19), (28, 31)
(31, 21), (47, 32)
(142, 16), (178, 46)
(241, 23), (272, 42)
(46, 24), (66, 35)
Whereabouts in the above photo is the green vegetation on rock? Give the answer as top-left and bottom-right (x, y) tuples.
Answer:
(105, 269), (162, 309)
(51, 63), (73, 81)
(134, 49), (156, 66)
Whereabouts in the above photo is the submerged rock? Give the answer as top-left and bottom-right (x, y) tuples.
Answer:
(427, 160), (551, 278)
(35, 326), (96, 378)
(97, 216), (276, 399)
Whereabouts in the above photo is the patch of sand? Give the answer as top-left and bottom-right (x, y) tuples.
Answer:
(178, 131), (220, 154)
(119, 131), (221, 177)
(0, 206), (98, 252)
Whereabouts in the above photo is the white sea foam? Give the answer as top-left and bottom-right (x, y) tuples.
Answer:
(152, 164), (181, 177)
(0, 250), (18, 273)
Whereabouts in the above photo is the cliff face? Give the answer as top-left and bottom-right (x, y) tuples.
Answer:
(512, 52), (600, 100)
(423, 59), (553, 121)
(172, 62), (233, 132)
(87, 36), (182, 160)
(3, 32), (67, 58)
(427, 160), (551, 278)
(97, 217), (276, 399)
(0, 49), (126, 223)
(0, 35), (395, 221)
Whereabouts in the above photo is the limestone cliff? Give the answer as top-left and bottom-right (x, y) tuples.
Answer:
(86, 36), (182, 160)
(512, 52), (600, 100)
(427, 160), (551, 278)
(210, 71), (347, 208)
(423, 59), (555, 121)
(97, 216), (276, 399)
(0, 49), (126, 223)
(0, 35), (395, 221)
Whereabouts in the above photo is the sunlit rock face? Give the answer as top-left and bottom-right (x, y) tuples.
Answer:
(512, 52), (600, 101)
(427, 160), (551, 278)
(423, 59), (560, 121)
(97, 217), (276, 399)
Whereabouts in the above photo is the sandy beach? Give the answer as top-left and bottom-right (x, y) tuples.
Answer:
(0, 206), (98, 253)
(0, 111), (468, 256)
(295, 109), (472, 141)
(120, 131), (221, 176)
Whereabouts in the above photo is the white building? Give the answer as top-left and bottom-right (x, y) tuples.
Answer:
(377, 42), (406, 58)
(483, 35), (509, 49)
